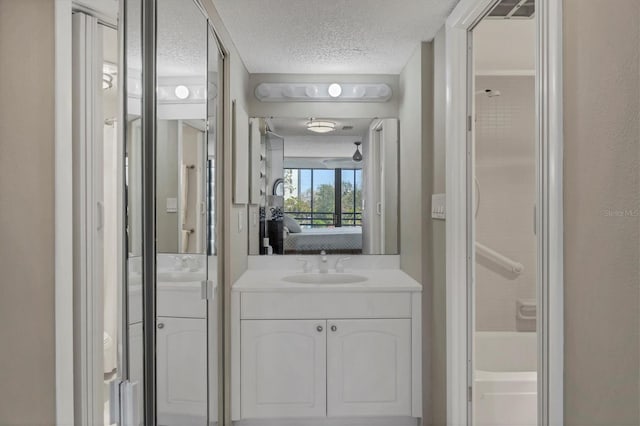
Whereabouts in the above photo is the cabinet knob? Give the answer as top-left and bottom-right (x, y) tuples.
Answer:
(331, 325), (337, 332)
(316, 325), (323, 333)
(158, 323), (164, 329)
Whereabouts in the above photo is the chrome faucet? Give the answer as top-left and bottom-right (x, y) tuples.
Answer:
(296, 258), (313, 273)
(335, 256), (351, 273)
(319, 250), (329, 273)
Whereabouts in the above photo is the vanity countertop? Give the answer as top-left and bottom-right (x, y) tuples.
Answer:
(233, 268), (422, 293)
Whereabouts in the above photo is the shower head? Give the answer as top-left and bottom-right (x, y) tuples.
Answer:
(476, 89), (501, 98)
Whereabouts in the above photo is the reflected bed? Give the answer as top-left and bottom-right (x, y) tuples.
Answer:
(284, 226), (362, 254)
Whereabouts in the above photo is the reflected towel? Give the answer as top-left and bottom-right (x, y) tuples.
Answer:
(103, 332), (116, 374)
(180, 164), (190, 227)
(181, 229), (190, 252)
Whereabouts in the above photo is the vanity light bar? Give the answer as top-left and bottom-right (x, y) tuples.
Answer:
(254, 83), (392, 103)
(156, 84), (207, 102)
(127, 78), (217, 103)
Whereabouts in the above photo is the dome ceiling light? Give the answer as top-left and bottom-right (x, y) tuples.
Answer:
(306, 119), (336, 134)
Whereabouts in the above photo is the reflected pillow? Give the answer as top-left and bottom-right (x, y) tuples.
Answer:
(283, 214), (302, 233)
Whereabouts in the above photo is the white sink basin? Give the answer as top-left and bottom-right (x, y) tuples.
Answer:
(282, 273), (368, 284)
(157, 271), (205, 282)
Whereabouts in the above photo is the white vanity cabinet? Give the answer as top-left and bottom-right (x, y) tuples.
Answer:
(232, 273), (422, 424)
(241, 320), (327, 419)
(154, 282), (210, 426)
(156, 317), (207, 426)
(326, 319), (412, 417)
(240, 318), (413, 420)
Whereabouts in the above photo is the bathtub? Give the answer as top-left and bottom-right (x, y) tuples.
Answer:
(474, 332), (537, 426)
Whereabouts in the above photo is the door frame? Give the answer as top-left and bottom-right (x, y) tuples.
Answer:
(54, 1), (75, 424)
(444, 0), (564, 425)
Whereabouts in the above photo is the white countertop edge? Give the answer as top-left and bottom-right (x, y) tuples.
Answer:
(233, 268), (422, 293)
(233, 286), (422, 293)
(247, 254), (401, 270)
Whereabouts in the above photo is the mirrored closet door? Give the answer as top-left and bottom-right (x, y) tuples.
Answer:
(123, 0), (224, 424)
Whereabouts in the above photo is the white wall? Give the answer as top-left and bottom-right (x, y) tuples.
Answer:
(429, 26), (447, 426)
(398, 43), (432, 282)
(473, 18), (536, 75)
(0, 0), (56, 423)
(229, 54), (251, 282)
(398, 41), (434, 423)
(563, 0), (640, 424)
(283, 135), (363, 159)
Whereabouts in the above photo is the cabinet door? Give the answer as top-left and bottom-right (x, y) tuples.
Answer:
(128, 323), (144, 426)
(241, 320), (327, 419)
(327, 319), (412, 417)
(157, 317), (207, 426)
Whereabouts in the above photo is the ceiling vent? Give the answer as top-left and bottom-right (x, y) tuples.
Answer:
(487, 0), (535, 19)
(342, 125), (354, 131)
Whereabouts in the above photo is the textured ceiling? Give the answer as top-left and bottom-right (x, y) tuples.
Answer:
(126, 0), (208, 76)
(157, 0), (207, 77)
(213, 0), (460, 74)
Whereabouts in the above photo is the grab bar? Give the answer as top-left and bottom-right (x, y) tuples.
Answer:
(476, 242), (524, 275)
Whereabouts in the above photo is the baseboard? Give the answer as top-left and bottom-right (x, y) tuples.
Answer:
(233, 416), (420, 426)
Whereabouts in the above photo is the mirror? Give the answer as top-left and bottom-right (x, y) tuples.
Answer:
(156, 119), (207, 253)
(155, 0), (209, 255)
(156, 0), (212, 425)
(127, 6), (210, 255)
(124, 0), (222, 425)
(253, 117), (399, 255)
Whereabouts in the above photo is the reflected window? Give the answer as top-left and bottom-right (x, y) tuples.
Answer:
(284, 168), (362, 228)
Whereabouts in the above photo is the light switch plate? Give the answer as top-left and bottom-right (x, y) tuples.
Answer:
(432, 193), (446, 220)
(166, 197), (178, 213)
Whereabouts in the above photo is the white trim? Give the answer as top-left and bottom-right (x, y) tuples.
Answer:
(474, 69), (536, 76)
(410, 292), (422, 418)
(231, 291), (241, 421)
(233, 417), (419, 426)
(538, 1), (564, 424)
(55, 0), (75, 425)
(72, 0), (117, 26)
(444, 0), (564, 425)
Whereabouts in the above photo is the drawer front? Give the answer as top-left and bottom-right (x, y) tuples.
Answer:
(158, 283), (206, 318)
(241, 292), (412, 319)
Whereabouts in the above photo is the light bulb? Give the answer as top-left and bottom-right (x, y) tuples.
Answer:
(174, 85), (190, 100)
(328, 83), (342, 98)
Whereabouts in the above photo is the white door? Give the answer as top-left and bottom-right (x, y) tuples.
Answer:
(241, 320), (327, 419)
(326, 319), (412, 417)
(156, 317), (207, 426)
